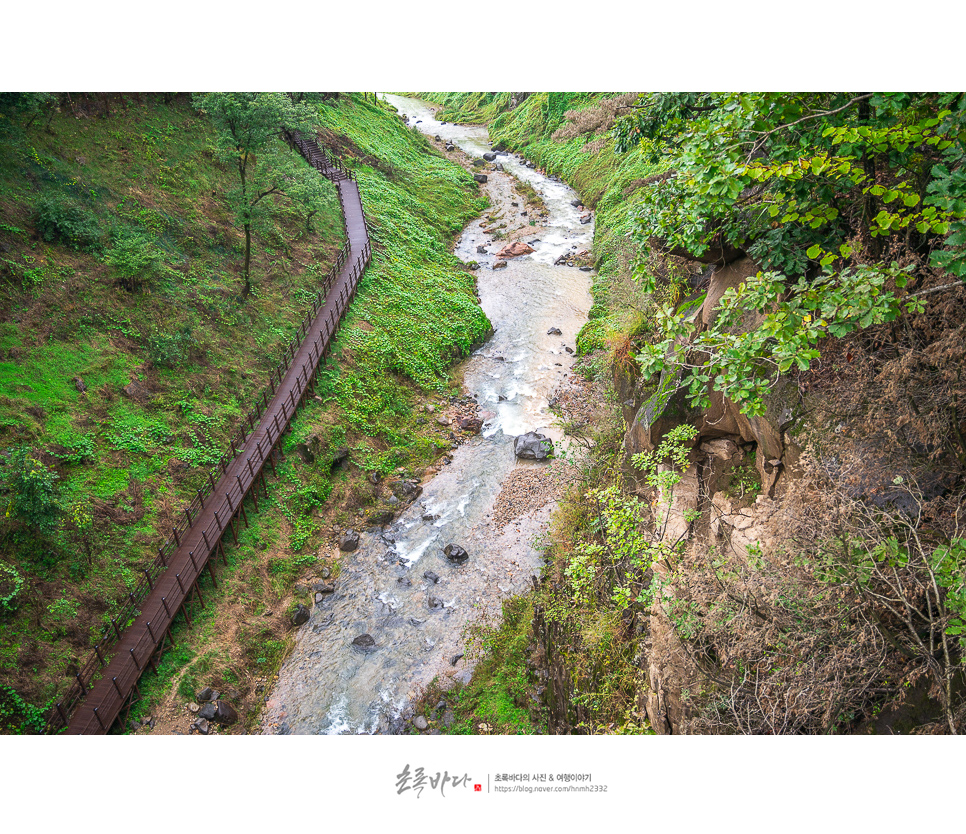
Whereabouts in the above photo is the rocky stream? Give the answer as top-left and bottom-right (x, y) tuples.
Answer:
(260, 94), (594, 734)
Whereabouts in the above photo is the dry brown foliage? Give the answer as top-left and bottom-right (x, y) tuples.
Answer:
(551, 94), (641, 147)
(663, 443), (965, 734)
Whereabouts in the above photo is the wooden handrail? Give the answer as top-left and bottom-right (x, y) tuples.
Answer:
(49, 128), (374, 734)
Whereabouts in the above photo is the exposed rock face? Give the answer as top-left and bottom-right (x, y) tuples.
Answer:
(644, 573), (702, 734)
(292, 604), (310, 626)
(514, 432), (554, 460)
(700, 256), (761, 327)
(624, 371), (797, 499)
(656, 462), (699, 545)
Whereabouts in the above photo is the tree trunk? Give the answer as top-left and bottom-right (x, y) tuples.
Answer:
(243, 223), (252, 298)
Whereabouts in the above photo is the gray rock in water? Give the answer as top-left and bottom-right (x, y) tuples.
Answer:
(492, 260), (507, 270)
(428, 595), (444, 610)
(482, 152), (497, 161)
(443, 544), (469, 564)
(352, 634), (377, 652)
(423, 570), (440, 584)
(292, 604), (311, 626)
(514, 431), (554, 460)
(547, 327), (562, 335)
(450, 653), (464, 666)
(474, 173), (488, 184)
(339, 529), (360, 551)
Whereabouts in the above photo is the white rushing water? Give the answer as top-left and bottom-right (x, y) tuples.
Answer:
(261, 94), (593, 734)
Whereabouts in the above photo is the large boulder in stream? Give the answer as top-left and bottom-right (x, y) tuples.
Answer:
(482, 152), (497, 161)
(339, 529), (361, 551)
(443, 544), (469, 564)
(352, 634), (377, 652)
(495, 241), (534, 259)
(474, 173), (488, 184)
(514, 432), (554, 460)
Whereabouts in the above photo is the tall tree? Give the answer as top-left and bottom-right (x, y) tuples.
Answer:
(193, 92), (330, 297)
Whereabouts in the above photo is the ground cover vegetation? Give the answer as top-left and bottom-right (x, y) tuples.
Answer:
(0, 92), (490, 733)
(413, 92), (966, 734)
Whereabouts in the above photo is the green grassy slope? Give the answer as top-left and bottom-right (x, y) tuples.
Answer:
(0, 92), (490, 732)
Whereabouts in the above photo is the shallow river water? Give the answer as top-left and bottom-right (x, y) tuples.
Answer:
(261, 94), (593, 734)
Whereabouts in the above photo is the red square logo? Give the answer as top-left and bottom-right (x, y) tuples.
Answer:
(474, 784), (482, 792)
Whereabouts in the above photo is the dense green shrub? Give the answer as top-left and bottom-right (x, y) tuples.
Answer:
(34, 194), (102, 251)
(1, 446), (62, 533)
(0, 563), (25, 613)
(147, 323), (196, 368)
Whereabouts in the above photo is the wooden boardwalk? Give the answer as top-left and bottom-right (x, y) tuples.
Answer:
(50, 133), (371, 734)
